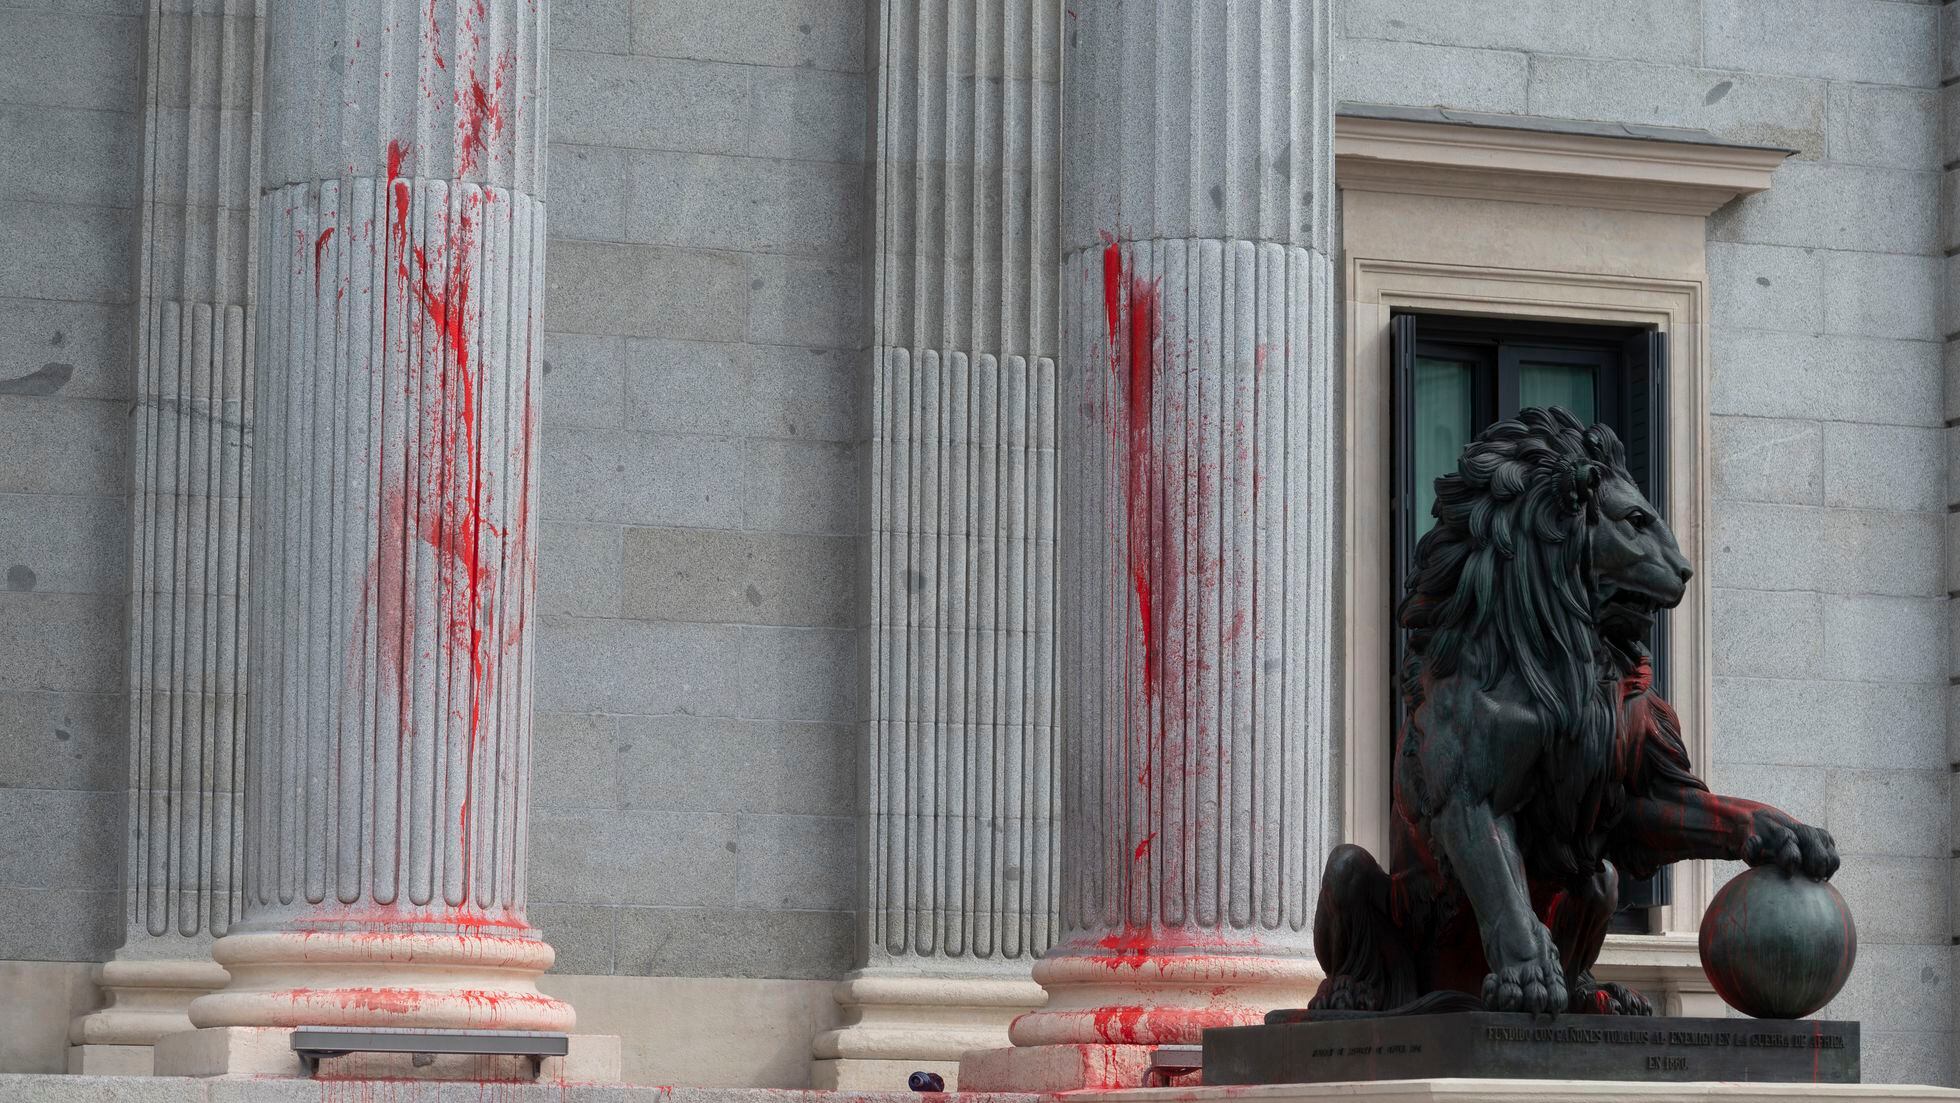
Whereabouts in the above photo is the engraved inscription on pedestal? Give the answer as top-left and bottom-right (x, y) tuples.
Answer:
(1201, 1014), (1859, 1085)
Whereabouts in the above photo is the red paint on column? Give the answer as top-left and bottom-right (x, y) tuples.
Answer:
(314, 226), (335, 290)
(456, 69), (510, 177)
(1101, 241), (1162, 704)
(406, 194), (492, 873)
(362, 137), (508, 894)
(1102, 237), (1184, 887)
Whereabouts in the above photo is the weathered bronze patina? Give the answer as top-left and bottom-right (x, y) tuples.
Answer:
(1305, 407), (1840, 1018)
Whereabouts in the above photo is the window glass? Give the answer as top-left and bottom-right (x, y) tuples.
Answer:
(1517, 360), (1596, 423)
(1395, 315), (1669, 928)
(1413, 356), (1475, 538)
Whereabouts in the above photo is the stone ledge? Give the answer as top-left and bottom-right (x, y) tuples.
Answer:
(1334, 111), (1792, 216)
(4, 1079), (1957, 1103)
(1073, 1085), (1960, 1103)
(0, 1078), (1051, 1102)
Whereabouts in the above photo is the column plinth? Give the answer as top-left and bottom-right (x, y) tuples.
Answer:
(960, 1), (1336, 1090)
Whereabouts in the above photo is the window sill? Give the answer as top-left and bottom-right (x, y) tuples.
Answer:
(1594, 932), (1727, 1017)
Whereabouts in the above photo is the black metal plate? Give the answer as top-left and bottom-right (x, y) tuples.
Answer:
(289, 1026), (570, 1059)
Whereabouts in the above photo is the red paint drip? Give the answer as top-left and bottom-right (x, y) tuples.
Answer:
(313, 226), (335, 290)
(1101, 233), (1192, 900)
(1101, 240), (1161, 704)
(360, 136), (506, 896)
(408, 197), (491, 874)
(1133, 831), (1156, 861)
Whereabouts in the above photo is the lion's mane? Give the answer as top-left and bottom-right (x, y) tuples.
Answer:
(1398, 408), (1647, 879)
(1401, 407), (1619, 726)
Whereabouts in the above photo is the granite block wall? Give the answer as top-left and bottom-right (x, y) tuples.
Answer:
(0, 0), (142, 962)
(1337, 0), (1951, 1083)
(531, 0), (870, 981)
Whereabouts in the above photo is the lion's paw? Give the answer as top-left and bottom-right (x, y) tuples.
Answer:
(1481, 929), (1568, 1015)
(1569, 973), (1652, 1016)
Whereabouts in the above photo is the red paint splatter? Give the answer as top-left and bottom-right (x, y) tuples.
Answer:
(276, 984), (562, 1028)
(1103, 236), (1186, 902)
(292, 903), (532, 933)
(456, 67), (510, 176)
(1133, 832), (1156, 861)
(427, 0), (446, 69)
(1101, 241), (1160, 697)
(1085, 927), (1250, 972)
(1091, 1005), (1146, 1043)
(1096, 929), (1154, 970)
(1086, 1003), (1260, 1045)
(313, 225), (334, 290)
(345, 136), (516, 905)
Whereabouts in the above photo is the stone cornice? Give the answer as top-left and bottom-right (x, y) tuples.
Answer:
(1334, 113), (1793, 217)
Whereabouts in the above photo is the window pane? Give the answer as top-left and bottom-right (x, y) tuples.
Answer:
(1518, 361), (1595, 423)
(1414, 357), (1475, 538)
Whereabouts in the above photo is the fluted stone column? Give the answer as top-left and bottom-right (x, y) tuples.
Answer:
(817, 1), (1064, 1090)
(961, 0), (1338, 1090)
(154, 0), (580, 1074)
(68, 0), (264, 1075)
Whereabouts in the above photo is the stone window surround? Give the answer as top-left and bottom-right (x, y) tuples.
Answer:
(1334, 105), (1790, 1014)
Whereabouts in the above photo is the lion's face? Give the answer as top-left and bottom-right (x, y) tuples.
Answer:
(1589, 471), (1693, 646)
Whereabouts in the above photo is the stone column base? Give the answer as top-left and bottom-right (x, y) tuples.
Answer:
(191, 928), (576, 1031)
(1007, 951), (1324, 1049)
(66, 1043), (156, 1076)
(811, 972), (1046, 1091)
(153, 1026), (621, 1082)
(65, 956), (231, 1076)
(957, 1043), (1172, 1092)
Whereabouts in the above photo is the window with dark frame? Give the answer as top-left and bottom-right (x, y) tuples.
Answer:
(1390, 312), (1671, 933)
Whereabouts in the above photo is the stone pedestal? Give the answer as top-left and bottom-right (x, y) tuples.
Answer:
(961, 0), (1338, 1090)
(67, 959), (229, 1075)
(812, 973), (1046, 1090)
(166, 0), (576, 1069)
(1204, 1014), (1860, 1085)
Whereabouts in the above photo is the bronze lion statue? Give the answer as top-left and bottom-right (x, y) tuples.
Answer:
(1306, 407), (1838, 1017)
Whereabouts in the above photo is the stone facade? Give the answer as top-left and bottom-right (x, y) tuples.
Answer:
(1330, 0), (1952, 1083)
(0, 0), (1954, 1092)
(533, 0), (870, 986)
